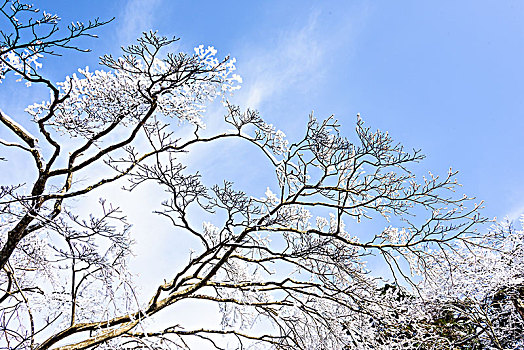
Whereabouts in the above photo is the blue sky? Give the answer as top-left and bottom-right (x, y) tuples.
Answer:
(21, 0), (523, 223)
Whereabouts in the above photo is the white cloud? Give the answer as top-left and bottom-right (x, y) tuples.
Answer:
(235, 6), (367, 111)
(117, 0), (164, 45)
(237, 12), (323, 110)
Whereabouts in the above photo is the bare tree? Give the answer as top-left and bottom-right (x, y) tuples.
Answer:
(0, 2), (486, 349)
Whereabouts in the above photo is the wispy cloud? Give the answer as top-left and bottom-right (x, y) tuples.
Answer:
(117, 0), (164, 45)
(234, 6), (367, 111)
(245, 18), (319, 108)
(237, 12), (324, 110)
